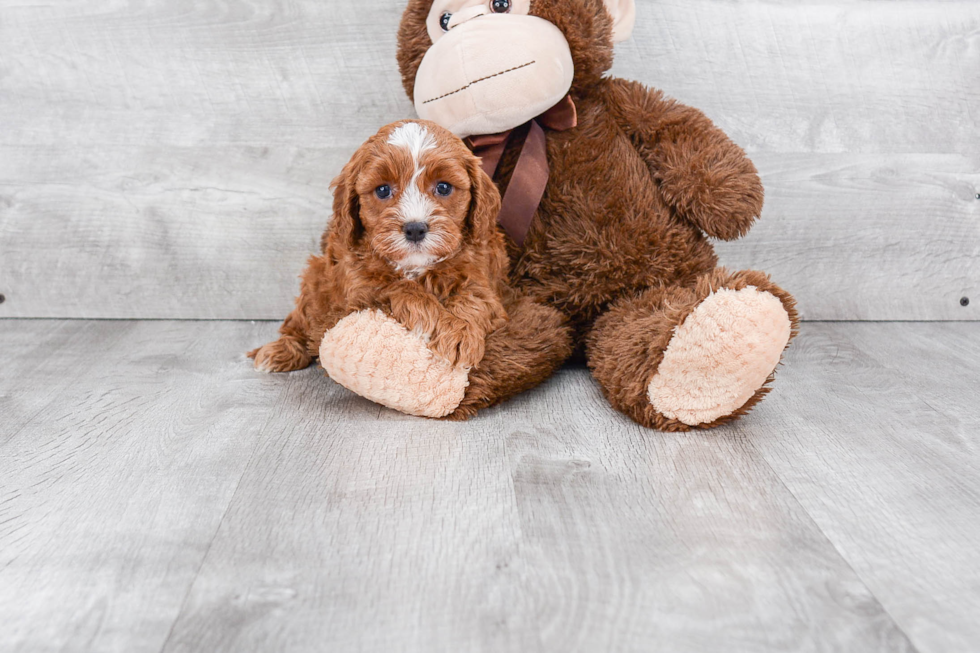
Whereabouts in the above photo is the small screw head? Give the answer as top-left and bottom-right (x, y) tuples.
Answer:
(962, 297), (971, 307)
(0, 293), (5, 305)
(976, 193), (980, 200)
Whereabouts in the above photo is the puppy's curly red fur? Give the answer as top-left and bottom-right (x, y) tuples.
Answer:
(250, 120), (508, 373)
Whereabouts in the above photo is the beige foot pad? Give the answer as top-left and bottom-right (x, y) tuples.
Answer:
(648, 287), (792, 426)
(319, 309), (469, 418)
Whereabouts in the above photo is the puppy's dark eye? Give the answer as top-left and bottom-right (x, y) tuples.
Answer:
(440, 12), (452, 31)
(375, 185), (392, 200)
(434, 182), (453, 197)
(491, 0), (510, 13)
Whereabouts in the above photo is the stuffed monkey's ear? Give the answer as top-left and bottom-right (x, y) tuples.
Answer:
(604, 0), (636, 42)
(465, 157), (502, 245)
(328, 156), (365, 251)
(397, 0), (435, 102)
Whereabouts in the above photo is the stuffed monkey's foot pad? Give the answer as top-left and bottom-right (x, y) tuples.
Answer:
(648, 287), (792, 427)
(319, 309), (469, 418)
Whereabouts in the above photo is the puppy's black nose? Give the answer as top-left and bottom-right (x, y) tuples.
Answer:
(403, 221), (428, 243)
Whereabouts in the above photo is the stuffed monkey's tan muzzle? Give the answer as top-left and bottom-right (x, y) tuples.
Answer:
(413, 14), (575, 138)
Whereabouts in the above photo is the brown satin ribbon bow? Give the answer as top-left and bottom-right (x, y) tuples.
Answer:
(465, 95), (578, 247)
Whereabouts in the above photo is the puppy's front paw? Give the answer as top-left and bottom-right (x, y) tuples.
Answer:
(455, 330), (486, 369)
(430, 328), (485, 369)
(248, 338), (312, 373)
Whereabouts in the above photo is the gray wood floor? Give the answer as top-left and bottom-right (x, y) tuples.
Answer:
(1, 319), (978, 652)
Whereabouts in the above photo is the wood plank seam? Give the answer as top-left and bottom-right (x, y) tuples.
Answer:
(158, 451), (257, 653)
(739, 430), (925, 653)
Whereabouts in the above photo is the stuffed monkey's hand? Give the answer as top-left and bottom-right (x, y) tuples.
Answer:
(604, 77), (764, 241)
(656, 145), (764, 241)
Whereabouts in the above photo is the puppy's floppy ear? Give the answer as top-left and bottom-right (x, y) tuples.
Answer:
(328, 151), (367, 251)
(465, 156), (502, 245)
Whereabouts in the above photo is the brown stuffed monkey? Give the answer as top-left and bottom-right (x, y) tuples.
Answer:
(311, 0), (799, 430)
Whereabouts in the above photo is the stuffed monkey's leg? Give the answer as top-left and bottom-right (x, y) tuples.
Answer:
(449, 292), (573, 420)
(586, 269), (799, 431)
(320, 292), (573, 419)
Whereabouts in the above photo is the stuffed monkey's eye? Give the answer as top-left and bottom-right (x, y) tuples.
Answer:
(435, 182), (453, 197)
(491, 0), (511, 13)
(440, 12), (452, 31)
(375, 185), (392, 200)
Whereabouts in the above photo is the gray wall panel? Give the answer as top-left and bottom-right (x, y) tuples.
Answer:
(1, 0), (977, 319)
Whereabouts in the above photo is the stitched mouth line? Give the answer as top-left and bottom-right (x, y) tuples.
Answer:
(421, 60), (536, 105)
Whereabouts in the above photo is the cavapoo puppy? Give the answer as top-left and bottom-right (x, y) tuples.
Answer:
(249, 119), (508, 375)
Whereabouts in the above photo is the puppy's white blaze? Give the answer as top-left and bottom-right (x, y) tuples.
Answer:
(399, 181), (436, 224)
(389, 123), (438, 225)
(387, 122), (437, 164)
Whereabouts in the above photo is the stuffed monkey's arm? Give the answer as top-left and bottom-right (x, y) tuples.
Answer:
(601, 78), (764, 240)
